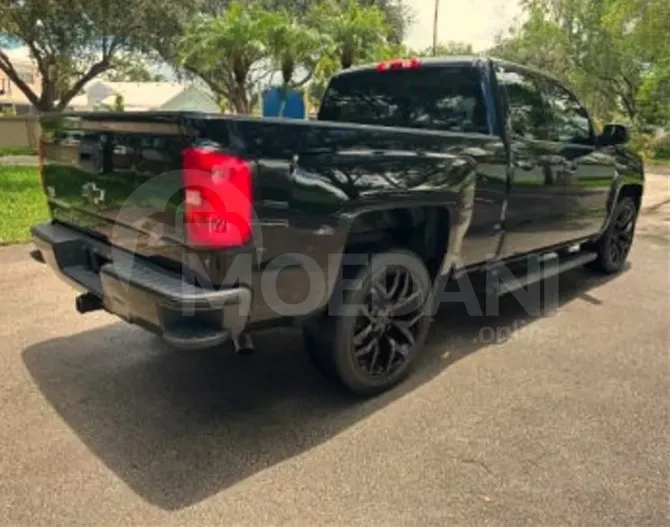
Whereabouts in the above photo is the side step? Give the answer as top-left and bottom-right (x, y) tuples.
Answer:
(489, 250), (597, 297)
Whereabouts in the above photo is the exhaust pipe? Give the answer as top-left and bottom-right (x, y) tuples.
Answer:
(233, 333), (255, 355)
(76, 293), (104, 314)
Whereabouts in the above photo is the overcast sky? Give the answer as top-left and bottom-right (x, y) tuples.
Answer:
(404, 0), (523, 51)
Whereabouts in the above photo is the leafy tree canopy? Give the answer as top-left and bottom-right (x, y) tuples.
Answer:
(491, 0), (670, 127)
(0, 0), (180, 111)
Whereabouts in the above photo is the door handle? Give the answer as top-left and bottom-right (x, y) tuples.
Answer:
(515, 159), (536, 171)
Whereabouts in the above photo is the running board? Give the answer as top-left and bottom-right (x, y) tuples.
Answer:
(490, 250), (597, 297)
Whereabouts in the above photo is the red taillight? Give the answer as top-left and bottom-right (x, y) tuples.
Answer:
(182, 147), (253, 249)
(376, 57), (422, 71)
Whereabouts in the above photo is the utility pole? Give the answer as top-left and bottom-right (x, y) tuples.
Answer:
(433, 0), (440, 56)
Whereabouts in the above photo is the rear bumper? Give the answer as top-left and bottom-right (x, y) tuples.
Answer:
(31, 222), (251, 350)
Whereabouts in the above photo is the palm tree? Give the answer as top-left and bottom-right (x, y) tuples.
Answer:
(179, 1), (274, 113)
(310, 0), (391, 69)
(268, 16), (326, 85)
(266, 11), (327, 115)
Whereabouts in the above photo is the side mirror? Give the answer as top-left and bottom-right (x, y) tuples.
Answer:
(600, 124), (629, 146)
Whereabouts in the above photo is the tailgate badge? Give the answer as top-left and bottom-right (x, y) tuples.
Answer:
(81, 182), (106, 205)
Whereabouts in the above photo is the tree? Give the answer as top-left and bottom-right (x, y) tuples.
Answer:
(178, 1), (276, 113)
(419, 41), (474, 57)
(96, 93), (125, 112)
(104, 55), (167, 83)
(265, 12), (326, 88)
(0, 0), (178, 112)
(264, 11), (328, 116)
(492, 0), (670, 125)
(359, 0), (414, 44)
(637, 58), (670, 127)
(261, 0), (412, 44)
(304, 2), (410, 110)
(309, 0), (391, 69)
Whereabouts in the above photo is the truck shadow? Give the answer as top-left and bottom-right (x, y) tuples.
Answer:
(21, 265), (627, 510)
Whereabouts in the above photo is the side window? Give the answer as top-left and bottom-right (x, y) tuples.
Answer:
(495, 66), (548, 140)
(539, 79), (593, 144)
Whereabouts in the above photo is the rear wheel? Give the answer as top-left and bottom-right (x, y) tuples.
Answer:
(588, 196), (638, 274)
(304, 249), (433, 396)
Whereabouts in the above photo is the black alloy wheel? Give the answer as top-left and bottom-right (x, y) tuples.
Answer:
(589, 196), (638, 274)
(303, 249), (433, 396)
(608, 199), (637, 266)
(351, 264), (426, 379)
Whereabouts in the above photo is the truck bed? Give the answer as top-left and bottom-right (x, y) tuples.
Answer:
(39, 111), (504, 294)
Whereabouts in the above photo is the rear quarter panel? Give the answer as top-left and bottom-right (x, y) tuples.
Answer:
(224, 119), (507, 322)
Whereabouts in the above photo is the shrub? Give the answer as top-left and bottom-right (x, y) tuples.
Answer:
(651, 133), (670, 160)
(629, 131), (655, 159)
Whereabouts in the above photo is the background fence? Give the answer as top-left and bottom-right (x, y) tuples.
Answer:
(0, 117), (41, 149)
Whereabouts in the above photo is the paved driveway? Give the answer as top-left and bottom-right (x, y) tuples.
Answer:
(0, 175), (668, 526)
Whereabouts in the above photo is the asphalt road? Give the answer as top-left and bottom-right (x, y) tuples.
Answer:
(0, 176), (668, 526)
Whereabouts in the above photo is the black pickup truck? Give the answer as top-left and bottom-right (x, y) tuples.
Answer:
(31, 56), (644, 395)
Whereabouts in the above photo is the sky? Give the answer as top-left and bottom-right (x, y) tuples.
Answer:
(3, 1), (525, 79)
(404, 0), (523, 52)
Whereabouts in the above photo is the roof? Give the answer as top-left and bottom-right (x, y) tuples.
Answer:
(0, 46), (34, 66)
(65, 94), (90, 109)
(0, 47), (38, 105)
(159, 85), (219, 112)
(91, 81), (185, 109)
(333, 55), (487, 77)
(329, 55), (565, 87)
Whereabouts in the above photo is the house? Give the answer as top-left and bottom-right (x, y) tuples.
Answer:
(0, 47), (41, 115)
(72, 81), (220, 113)
(1, 46), (220, 114)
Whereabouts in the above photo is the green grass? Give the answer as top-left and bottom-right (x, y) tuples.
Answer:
(0, 146), (38, 157)
(0, 165), (49, 245)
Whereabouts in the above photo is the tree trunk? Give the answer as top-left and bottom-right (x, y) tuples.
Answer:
(281, 56), (294, 86)
(231, 82), (250, 114)
(231, 59), (252, 114)
(341, 43), (354, 69)
(280, 56), (295, 118)
(38, 77), (57, 113)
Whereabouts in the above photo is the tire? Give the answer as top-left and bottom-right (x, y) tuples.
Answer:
(588, 196), (638, 274)
(303, 249), (433, 396)
(302, 323), (338, 382)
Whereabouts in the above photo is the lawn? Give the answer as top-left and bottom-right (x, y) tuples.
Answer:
(0, 165), (49, 244)
(0, 146), (38, 157)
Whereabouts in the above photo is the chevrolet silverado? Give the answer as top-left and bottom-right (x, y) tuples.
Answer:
(31, 56), (644, 395)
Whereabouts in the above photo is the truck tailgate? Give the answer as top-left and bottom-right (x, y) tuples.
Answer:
(40, 114), (198, 265)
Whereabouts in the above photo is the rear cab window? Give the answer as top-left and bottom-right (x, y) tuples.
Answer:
(317, 64), (490, 135)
